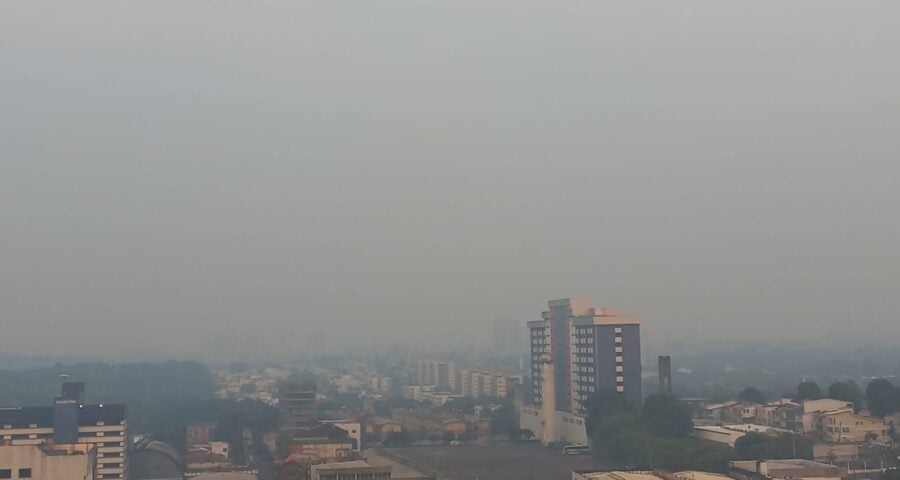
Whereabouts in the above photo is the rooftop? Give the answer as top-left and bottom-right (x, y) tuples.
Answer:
(576, 471), (664, 480)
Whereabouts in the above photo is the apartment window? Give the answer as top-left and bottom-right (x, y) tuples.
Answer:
(616, 366), (624, 373)
(0, 470), (10, 479)
(614, 327), (622, 333)
(18, 469), (32, 479)
(616, 376), (624, 383)
(616, 356), (623, 362)
(616, 386), (624, 393)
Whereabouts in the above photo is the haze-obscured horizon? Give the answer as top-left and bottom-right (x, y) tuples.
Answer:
(3, 1), (900, 358)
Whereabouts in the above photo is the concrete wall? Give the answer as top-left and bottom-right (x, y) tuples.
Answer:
(519, 406), (588, 445)
(0, 445), (95, 480)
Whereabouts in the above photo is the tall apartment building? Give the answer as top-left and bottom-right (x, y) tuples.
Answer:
(0, 382), (127, 480)
(528, 298), (642, 412)
(415, 361), (456, 392)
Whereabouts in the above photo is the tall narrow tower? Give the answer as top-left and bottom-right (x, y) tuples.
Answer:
(658, 356), (672, 394)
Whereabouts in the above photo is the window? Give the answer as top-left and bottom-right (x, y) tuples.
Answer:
(616, 386), (624, 393)
(0, 470), (10, 479)
(18, 469), (32, 479)
(614, 327), (622, 333)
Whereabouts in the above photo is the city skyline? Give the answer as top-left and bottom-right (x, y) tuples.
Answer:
(4, 1), (900, 357)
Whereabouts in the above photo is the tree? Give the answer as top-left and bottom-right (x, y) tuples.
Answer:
(642, 394), (693, 438)
(489, 405), (517, 438)
(584, 390), (732, 472)
(583, 391), (635, 434)
(441, 431), (456, 444)
(384, 430), (413, 446)
(828, 381), (864, 413)
(866, 379), (899, 417)
(883, 468), (900, 480)
(512, 428), (534, 441)
(734, 433), (768, 460)
(738, 387), (766, 404)
(734, 432), (812, 461)
(796, 381), (824, 401)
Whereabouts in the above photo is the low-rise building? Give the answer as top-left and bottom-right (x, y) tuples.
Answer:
(693, 424), (792, 447)
(0, 444), (96, 480)
(365, 418), (402, 440)
(322, 420), (363, 451)
(310, 460), (391, 480)
(393, 409), (467, 438)
(519, 406), (588, 446)
(800, 399), (853, 433)
(816, 410), (888, 443)
(282, 423), (356, 462)
(730, 459), (843, 480)
(574, 470), (733, 480)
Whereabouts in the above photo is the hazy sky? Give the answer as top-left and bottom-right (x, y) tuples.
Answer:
(2, 1), (900, 358)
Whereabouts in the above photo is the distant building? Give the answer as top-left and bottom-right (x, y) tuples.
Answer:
(186, 424), (216, 448)
(310, 460), (391, 480)
(528, 298), (643, 412)
(0, 382), (127, 480)
(730, 459), (843, 480)
(279, 381), (318, 431)
(0, 443), (96, 480)
(365, 418), (402, 440)
(321, 420), (362, 451)
(282, 423), (355, 462)
(415, 361), (456, 392)
(658, 356), (672, 394)
(393, 409), (468, 438)
(414, 361), (521, 399)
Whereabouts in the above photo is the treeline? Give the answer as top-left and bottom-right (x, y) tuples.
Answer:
(662, 345), (900, 401)
(586, 393), (733, 472)
(739, 378), (900, 417)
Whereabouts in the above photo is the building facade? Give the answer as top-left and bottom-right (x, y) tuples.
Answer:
(0, 444), (96, 480)
(0, 383), (126, 480)
(279, 382), (317, 431)
(528, 298), (643, 412)
(310, 460), (391, 480)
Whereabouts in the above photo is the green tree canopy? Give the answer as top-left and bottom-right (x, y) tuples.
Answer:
(585, 391), (731, 471)
(866, 379), (900, 417)
(734, 432), (812, 461)
(738, 387), (766, 404)
(828, 381), (864, 413)
(796, 381), (824, 401)
(642, 394), (694, 438)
